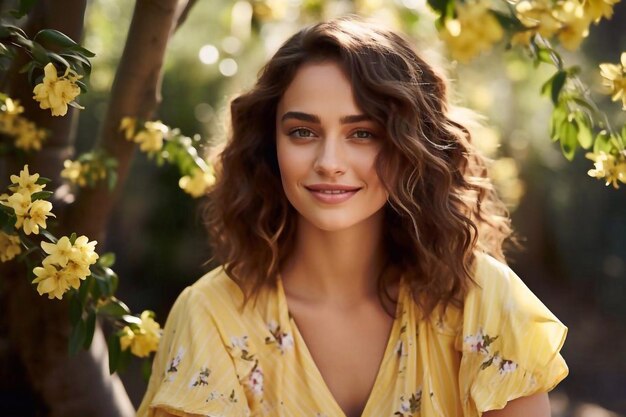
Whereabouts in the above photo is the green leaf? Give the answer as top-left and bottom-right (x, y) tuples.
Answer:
(69, 293), (83, 325)
(78, 275), (92, 305)
(94, 273), (112, 298)
(574, 114), (593, 149)
(60, 52), (92, 75)
(30, 42), (49, 65)
(35, 177), (51, 185)
(47, 52), (70, 71)
(559, 121), (578, 161)
(551, 71), (567, 105)
(30, 191), (53, 201)
(69, 232), (77, 245)
(34, 29), (79, 49)
(142, 358), (153, 382)
(117, 348), (132, 373)
(68, 318), (86, 356)
(98, 252), (116, 268)
(97, 298), (131, 317)
(39, 228), (57, 243)
(549, 106), (567, 141)
(593, 131), (612, 153)
(107, 333), (121, 374)
(83, 310), (97, 350)
(67, 44), (95, 58)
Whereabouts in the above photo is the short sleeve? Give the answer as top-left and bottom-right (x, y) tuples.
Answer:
(456, 254), (568, 416)
(137, 286), (250, 417)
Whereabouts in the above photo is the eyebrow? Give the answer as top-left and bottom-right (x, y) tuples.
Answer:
(280, 111), (373, 124)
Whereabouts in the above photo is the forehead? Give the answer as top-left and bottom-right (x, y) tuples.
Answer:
(277, 61), (362, 117)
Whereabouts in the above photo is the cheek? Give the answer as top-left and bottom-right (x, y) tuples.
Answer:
(276, 139), (306, 187)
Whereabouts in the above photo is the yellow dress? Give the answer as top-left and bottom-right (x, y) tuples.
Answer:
(137, 253), (568, 417)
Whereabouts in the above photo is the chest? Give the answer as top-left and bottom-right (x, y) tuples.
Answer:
(288, 301), (396, 417)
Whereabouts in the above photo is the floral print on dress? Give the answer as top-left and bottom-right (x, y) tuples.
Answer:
(246, 360), (264, 396)
(394, 387), (422, 416)
(229, 334), (255, 361)
(190, 367), (211, 387)
(265, 320), (294, 354)
(464, 329), (518, 374)
(164, 346), (185, 382)
(206, 389), (240, 403)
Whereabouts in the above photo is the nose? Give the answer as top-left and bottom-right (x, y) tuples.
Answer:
(313, 136), (346, 177)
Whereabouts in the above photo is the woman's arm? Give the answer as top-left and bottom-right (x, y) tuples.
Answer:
(483, 392), (551, 417)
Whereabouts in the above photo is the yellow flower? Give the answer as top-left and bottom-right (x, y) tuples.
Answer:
(119, 326), (135, 351)
(60, 159), (87, 186)
(584, 0), (620, 22)
(119, 311), (161, 357)
(3, 192), (31, 220)
(72, 235), (99, 266)
(555, 0), (591, 50)
(586, 151), (626, 188)
(514, 0), (562, 39)
(32, 63), (82, 117)
(10, 165), (43, 196)
(178, 167), (216, 198)
(41, 236), (73, 267)
(22, 199), (54, 235)
(13, 118), (47, 151)
(42, 235), (98, 282)
(3, 98), (24, 115)
(119, 117), (137, 141)
(439, 1), (504, 63)
(0, 232), (22, 262)
(32, 263), (71, 300)
(133, 120), (168, 153)
(599, 52), (626, 110)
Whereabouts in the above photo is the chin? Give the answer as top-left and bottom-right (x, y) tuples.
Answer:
(300, 211), (373, 233)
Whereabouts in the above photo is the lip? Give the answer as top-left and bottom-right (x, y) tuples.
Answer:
(304, 183), (361, 204)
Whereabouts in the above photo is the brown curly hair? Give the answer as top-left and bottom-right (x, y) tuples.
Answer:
(204, 16), (512, 318)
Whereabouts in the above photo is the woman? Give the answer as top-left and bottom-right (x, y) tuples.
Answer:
(137, 16), (568, 417)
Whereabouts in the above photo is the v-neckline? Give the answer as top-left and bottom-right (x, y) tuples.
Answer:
(276, 275), (405, 417)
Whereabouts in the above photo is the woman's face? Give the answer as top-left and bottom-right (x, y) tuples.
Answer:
(275, 61), (389, 232)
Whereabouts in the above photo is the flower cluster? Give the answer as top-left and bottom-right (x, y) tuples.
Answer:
(121, 117), (169, 153)
(31, 235), (99, 299)
(60, 159), (106, 187)
(0, 97), (48, 151)
(0, 165), (54, 235)
(599, 52), (626, 110)
(33, 63), (83, 117)
(0, 231), (22, 262)
(586, 151), (626, 188)
(512, 0), (619, 50)
(178, 167), (215, 198)
(439, 1), (504, 62)
(121, 117), (215, 198)
(119, 310), (161, 357)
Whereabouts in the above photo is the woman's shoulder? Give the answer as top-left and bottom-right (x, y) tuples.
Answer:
(431, 252), (531, 334)
(471, 251), (516, 289)
(176, 265), (246, 316)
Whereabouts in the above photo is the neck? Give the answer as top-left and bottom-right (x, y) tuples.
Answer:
(281, 210), (387, 307)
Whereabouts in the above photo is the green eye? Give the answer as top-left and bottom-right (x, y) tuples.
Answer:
(289, 128), (314, 138)
(353, 130), (374, 139)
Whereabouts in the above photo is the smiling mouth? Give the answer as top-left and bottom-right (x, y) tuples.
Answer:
(308, 189), (357, 194)
(304, 185), (362, 203)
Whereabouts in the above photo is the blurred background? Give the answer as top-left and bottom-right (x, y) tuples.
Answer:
(2, 0), (625, 415)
